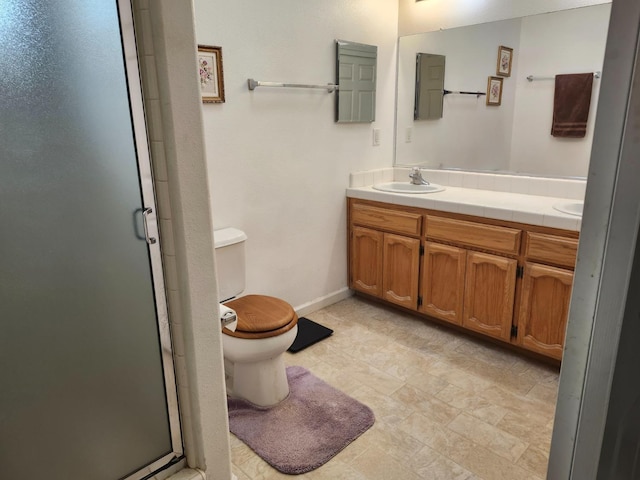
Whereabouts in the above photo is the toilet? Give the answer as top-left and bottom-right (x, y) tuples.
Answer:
(214, 227), (298, 407)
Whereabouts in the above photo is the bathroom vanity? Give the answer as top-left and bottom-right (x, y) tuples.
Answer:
(347, 187), (580, 362)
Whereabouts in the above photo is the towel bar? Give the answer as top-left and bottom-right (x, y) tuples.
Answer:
(247, 78), (338, 93)
(527, 71), (601, 82)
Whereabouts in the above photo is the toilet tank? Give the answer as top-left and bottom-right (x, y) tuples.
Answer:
(213, 228), (247, 302)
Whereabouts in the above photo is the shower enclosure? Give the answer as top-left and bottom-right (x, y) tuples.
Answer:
(0, 1), (182, 479)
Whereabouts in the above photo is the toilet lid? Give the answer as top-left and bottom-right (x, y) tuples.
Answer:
(223, 294), (298, 339)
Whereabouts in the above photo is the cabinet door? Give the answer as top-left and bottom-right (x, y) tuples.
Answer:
(420, 241), (466, 325)
(518, 262), (573, 360)
(350, 226), (383, 297)
(382, 233), (421, 309)
(463, 251), (517, 341)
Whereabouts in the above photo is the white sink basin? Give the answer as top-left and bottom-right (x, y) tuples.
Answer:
(372, 182), (445, 194)
(553, 201), (584, 216)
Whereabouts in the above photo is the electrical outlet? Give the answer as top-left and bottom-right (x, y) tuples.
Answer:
(405, 127), (412, 143)
(372, 128), (380, 146)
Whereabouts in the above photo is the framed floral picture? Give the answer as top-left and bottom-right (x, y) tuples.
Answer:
(497, 45), (513, 77)
(197, 45), (225, 103)
(487, 76), (503, 106)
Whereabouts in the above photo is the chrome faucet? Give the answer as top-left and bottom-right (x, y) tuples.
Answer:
(409, 167), (430, 185)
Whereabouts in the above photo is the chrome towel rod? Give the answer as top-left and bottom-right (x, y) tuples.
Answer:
(247, 78), (338, 93)
(526, 71), (601, 82)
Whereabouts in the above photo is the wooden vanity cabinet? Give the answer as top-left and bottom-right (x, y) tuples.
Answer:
(382, 233), (421, 309)
(350, 226), (383, 297)
(349, 201), (422, 309)
(516, 232), (579, 360)
(463, 251), (517, 342)
(423, 215), (520, 341)
(420, 242), (466, 325)
(348, 198), (579, 361)
(518, 263), (573, 360)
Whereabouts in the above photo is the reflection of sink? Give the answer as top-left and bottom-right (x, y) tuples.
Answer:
(553, 201), (584, 216)
(372, 182), (445, 194)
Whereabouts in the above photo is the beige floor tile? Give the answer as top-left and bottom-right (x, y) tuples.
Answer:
(235, 454), (310, 480)
(517, 445), (550, 477)
(324, 355), (405, 396)
(526, 382), (559, 405)
(463, 359), (541, 396)
(305, 458), (369, 480)
(302, 310), (340, 329)
(398, 412), (475, 460)
(229, 433), (256, 467)
(447, 413), (529, 463)
(398, 414), (536, 479)
(309, 360), (366, 396)
(403, 369), (451, 396)
(453, 340), (520, 369)
(330, 427), (376, 465)
(454, 444), (542, 480)
(364, 420), (426, 464)
(402, 443), (441, 475)
(479, 385), (556, 421)
(284, 347), (323, 370)
(393, 384), (460, 424)
(414, 452), (475, 480)
(230, 297), (559, 480)
(364, 342), (440, 382)
(496, 411), (554, 453)
(510, 358), (560, 384)
(350, 445), (422, 480)
(436, 383), (510, 425)
(426, 361), (494, 394)
(351, 384), (416, 426)
(232, 468), (252, 480)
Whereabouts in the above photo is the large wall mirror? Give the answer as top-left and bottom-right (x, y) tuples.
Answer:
(395, 4), (611, 178)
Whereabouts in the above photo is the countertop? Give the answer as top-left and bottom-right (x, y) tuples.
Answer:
(346, 185), (582, 232)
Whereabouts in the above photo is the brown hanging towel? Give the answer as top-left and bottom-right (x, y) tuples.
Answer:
(551, 73), (594, 138)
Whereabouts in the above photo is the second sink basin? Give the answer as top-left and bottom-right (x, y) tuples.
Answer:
(553, 201), (584, 216)
(372, 182), (445, 194)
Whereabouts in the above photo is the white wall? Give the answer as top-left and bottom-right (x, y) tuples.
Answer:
(193, 0), (398, 308)
(399, 0), (611, 36)
(509, 4), (610, 176)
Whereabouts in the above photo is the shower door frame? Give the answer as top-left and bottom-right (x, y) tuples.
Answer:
(118, 0), (183, 478)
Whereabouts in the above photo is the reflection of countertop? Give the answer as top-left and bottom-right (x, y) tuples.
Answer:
(346, 186), (582, 232)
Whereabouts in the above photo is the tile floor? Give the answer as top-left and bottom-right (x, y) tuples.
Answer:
(230, 296), (559, 480)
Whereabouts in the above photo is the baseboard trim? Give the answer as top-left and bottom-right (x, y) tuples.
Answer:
(293, 287), (353, 317)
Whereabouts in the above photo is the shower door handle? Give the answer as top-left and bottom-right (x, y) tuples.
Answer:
(142, 207), (157, 245)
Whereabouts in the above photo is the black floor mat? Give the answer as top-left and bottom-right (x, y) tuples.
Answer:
(288, 317), (334, 353)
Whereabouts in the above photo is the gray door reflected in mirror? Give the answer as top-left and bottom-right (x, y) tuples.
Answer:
(415, 53), (445, 120)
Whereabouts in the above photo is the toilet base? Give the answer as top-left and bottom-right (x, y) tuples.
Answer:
(225, 353), (290, 407)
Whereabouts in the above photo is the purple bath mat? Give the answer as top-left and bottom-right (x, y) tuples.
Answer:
(227, 365), (375, 475)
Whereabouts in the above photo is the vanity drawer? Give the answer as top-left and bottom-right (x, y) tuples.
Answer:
(351, 203), (422, 236)
(525, 232), (579, 268)
(425, 215), (521, 255)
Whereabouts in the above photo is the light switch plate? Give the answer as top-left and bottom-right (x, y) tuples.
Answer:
(373, 128), (380, 146)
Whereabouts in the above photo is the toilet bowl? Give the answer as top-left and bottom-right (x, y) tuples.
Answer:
(221, 295), (298, 406)
(213, 227), (299, 407)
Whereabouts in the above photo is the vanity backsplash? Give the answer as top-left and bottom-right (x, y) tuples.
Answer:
(350, 167), (586, 201)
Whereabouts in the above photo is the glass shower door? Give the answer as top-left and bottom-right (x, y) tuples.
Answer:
(0, 1), (182, 479)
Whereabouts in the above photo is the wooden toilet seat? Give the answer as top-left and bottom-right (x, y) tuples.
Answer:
(222, 294), (298, 339)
